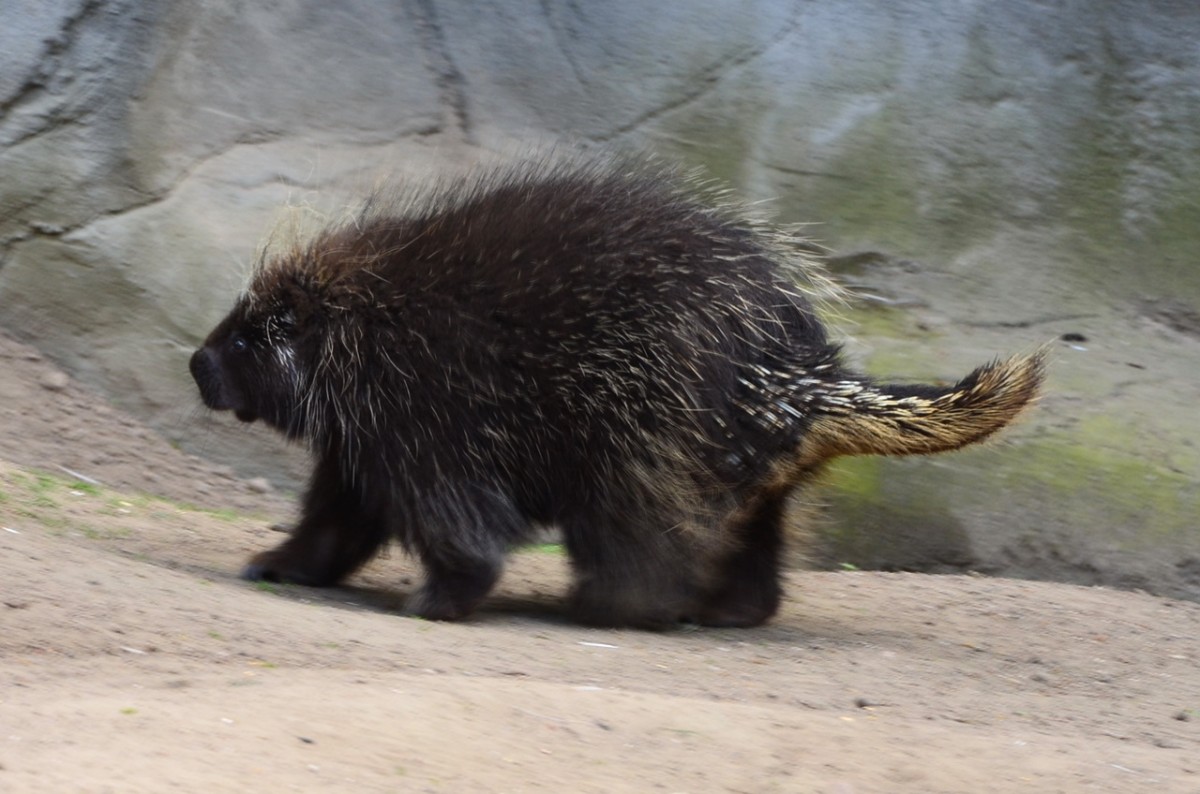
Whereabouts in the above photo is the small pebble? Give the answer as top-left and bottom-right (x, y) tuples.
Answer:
(247, 477), (273, 494)
(40, 371), (69, 391)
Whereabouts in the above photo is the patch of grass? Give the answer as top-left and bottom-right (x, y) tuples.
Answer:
(101, 503), (133, 517)
(32, 492), (58, 509)
(521, 542), (565, 556)
(81, 525), (131, 541)
(153, 495), (259, 524)
(4, 470), (104, 512)
(3, 470), (30, 488)
(410, 618), (435, 632)
(30, 473), (68, 508)
(665, 728), (702, 738)
(37, 514), (69, 530)
(253, 580), (280, 594)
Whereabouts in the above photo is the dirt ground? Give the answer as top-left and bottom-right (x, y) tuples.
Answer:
(2, 330), (1198, 793)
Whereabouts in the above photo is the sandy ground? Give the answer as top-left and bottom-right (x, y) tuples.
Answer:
(2, 331), (1199, 793)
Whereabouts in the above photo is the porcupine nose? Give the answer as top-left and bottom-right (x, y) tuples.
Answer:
(189, 347), (223, 409)
(189, 347), (209, 385)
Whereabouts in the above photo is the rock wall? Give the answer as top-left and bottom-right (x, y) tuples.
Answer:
(2, 0), (1198, 598)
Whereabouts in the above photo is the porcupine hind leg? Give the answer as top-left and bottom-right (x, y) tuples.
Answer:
(241, 454), (389, 587)
(695, 488), (790, 628)
(561, 504), (702, 630)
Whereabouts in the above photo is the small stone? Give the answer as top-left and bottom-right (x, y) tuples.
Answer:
(247, 477), (273, 494)
(31, 221), (67, 235)
(40, 371), (69, 391)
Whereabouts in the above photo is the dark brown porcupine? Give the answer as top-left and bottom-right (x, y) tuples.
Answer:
(190, 155), (1045, 629)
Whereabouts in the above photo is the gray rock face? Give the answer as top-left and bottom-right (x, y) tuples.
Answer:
(2, 0), (1198, 599)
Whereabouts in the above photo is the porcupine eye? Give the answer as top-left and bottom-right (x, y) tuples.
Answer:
(228, 333), (250, 354)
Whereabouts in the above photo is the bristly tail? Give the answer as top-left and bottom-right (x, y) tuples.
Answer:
(802, 349), (1047, 462)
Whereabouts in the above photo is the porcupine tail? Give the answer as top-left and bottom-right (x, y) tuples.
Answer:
(799, 349), (1047, 463)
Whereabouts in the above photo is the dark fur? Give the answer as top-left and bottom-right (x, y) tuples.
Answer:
(190, 156), (1044, 629)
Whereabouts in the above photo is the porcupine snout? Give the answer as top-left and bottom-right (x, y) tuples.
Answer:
(189, 347), (225, 410)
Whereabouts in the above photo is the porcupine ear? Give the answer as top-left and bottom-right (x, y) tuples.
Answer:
(272, 271), (325, 333)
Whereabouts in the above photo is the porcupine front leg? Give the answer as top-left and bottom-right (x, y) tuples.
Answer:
(403, 484), (526, 621)
(405, 541), (505, 621)
(241, 454), (389, 587)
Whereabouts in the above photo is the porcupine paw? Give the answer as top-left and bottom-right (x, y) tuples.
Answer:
(695, 579), (780, 628)
(404, 562), (500, 622)
(240, 546), (340, 588)
(567, 580), (684, 631)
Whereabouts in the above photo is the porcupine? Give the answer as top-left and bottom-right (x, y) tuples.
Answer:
(189, 155), (1045, 629)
